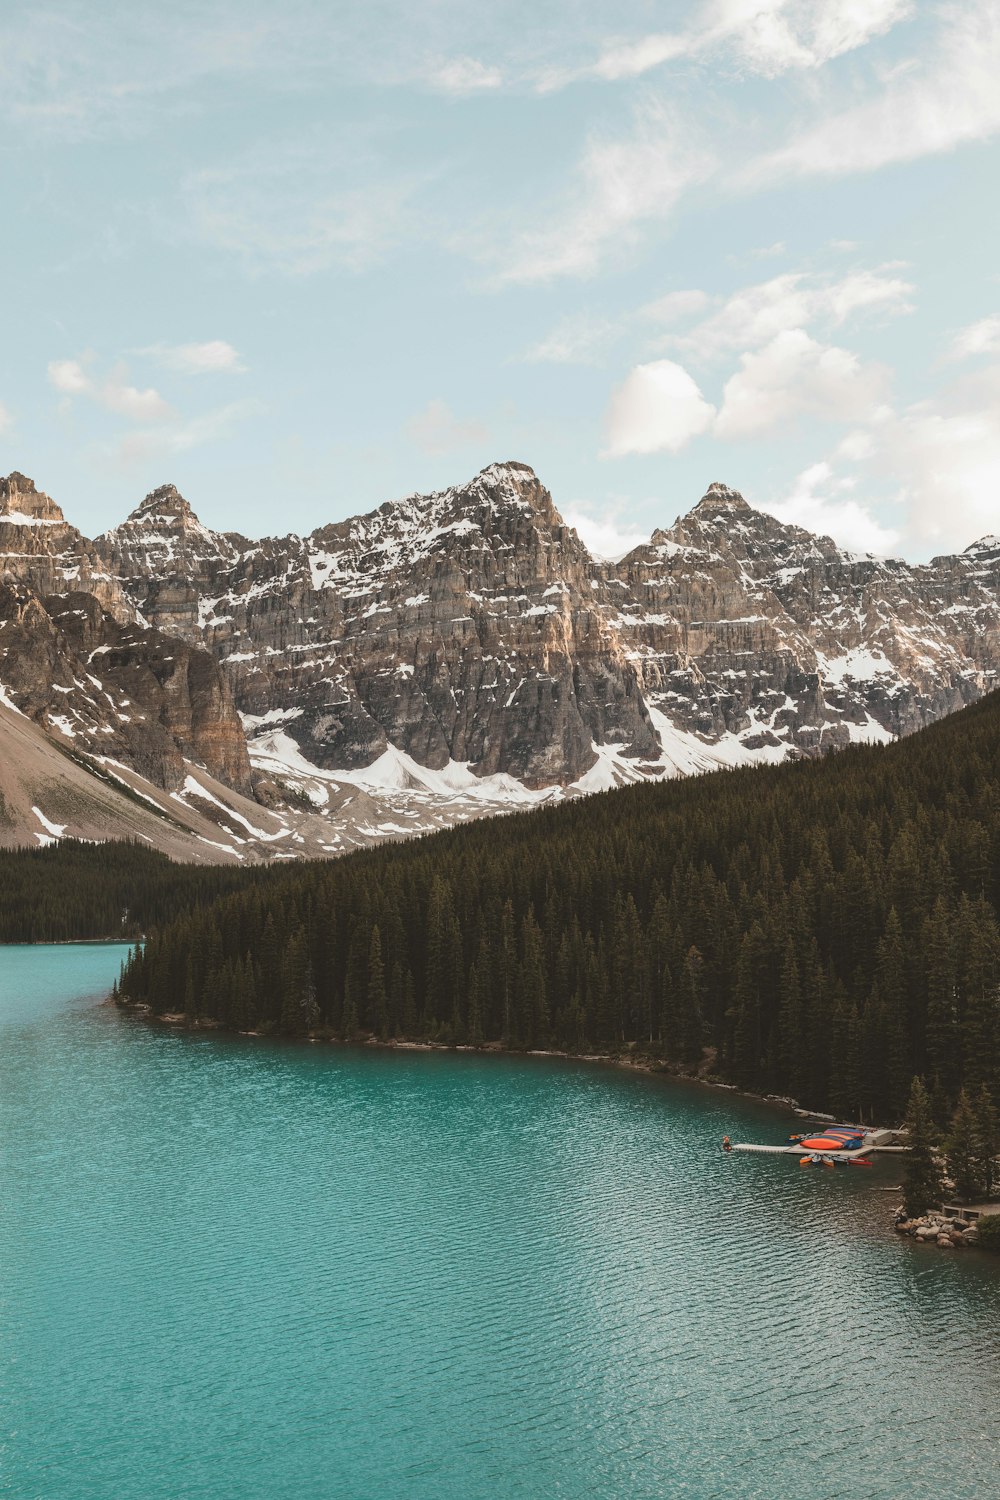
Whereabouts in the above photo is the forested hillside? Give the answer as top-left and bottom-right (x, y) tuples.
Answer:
(0, 842), (279, 944)
(117, 691), (1000, 1121)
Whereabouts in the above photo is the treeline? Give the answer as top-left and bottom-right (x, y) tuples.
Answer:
(0, 840), (277, 943)
(118, 692), (1000, 1122)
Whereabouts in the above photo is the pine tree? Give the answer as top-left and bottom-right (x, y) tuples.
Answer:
(368, 926), (388, 1039)
(902, 1077), (943, 1217)
(946, 1089), (982, 1201)
(973, 1084), (999, 1198)
(280, 926), (311, 1035)
(679, 946), (705, 1070)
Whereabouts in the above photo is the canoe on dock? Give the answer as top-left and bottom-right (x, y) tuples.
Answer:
(728, 1125), (907, 1162)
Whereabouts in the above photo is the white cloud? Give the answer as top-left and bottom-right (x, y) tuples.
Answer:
(725, 0), (912, 76)
(749, 240), (787, 258)
(745, 0), (1000, 182)
(142, 340), (247, 375)
(522, 314), (617, 366)
(714, 329), (890, 439)
(48, 359), (92, 396)
(603, 329), (888, 457)
(525, 290), (708, 367)
(860, 367), (1000, 551)
(948, 315), (1000, 361)
(668, 267), (914, 359)
(541, 0), (911, 90)
(603, 360), (716, 457)
(642, 289), (711, 326)
(760, 460), (901, 554)
(48, 358), (173, 422)
(563, 505), (650, 560)
(112, 399), (264, 464)
(48, 351), (260, 463)
(571, 31), (692, 85)
(429, 56), (502, 94)
(405, 399), (490, 456)
(765, 364), (1000, 558)
(491, 100), (712, 283)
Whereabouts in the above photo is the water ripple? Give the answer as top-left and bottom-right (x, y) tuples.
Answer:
(2, 950), (1000, 1499)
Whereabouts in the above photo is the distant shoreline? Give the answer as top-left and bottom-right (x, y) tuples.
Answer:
(112, 996), (813, 1119)
(1, 937), (137, 948)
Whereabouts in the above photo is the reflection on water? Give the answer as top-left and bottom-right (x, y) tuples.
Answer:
(1, 943), (999, 1499)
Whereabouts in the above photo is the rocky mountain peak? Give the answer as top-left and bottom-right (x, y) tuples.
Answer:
(128, 483), (202, 530)
(440, 460), (547, 515)
(692, 481), (751, 513)
(0, 472), (66, 524)
(964, 534), (1000, 555)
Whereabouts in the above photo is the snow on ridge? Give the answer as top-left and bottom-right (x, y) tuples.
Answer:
(240, 705), (304, 732)
(0, 511), (62, 527)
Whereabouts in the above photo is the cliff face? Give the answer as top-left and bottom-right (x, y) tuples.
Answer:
(610, 481), (991, 753)
(3, 461), (1000, 849)
(95, 464), (1000, 783)
(0, 472), (130, 621)
(98, 463), (658, 787)
(0, 578), (252, 794)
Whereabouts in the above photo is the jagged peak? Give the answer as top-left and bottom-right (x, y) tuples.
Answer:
(441, 460), (544, 509)
(372, 460), (553, 529)
(130, 483), (198, 523)
(110, 485), (226, 546)
(693, 481), (751, 513)
(0, 471), (66, 524)
(476, 459), (538, 483)
(965, 534), (1000, 554)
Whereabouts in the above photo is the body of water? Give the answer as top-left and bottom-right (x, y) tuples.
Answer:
(1, 943), (999, 1499)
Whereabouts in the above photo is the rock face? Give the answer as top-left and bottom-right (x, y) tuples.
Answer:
(0, 472), (129, 620)
(612, 481), (995, 752)
(98, 463), (659, 787)
(4, 460), (1000, 830)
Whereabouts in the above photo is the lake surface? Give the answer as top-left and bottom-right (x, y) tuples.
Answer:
(2, 944), (1000, 1499)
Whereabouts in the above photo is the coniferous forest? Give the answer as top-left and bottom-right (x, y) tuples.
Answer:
(104, 691), (1000, 1123)
(0, 841), (277, 944)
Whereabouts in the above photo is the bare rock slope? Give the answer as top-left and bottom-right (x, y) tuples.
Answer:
(2, 460), (999, 859)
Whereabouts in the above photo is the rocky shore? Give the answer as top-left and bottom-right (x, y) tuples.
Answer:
(894, 1208), (982, 1248)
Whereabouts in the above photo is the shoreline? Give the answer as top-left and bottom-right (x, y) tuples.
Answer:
(3, 936), (138, 948)
(112, 998), (1000, 1258)
(111, 996), (822, 1120)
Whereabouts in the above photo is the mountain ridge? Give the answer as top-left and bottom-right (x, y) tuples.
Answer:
(2, 459), (999, 858)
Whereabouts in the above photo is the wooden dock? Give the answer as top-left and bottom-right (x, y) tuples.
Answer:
(942, 1201), (1000, 1221)
(731, 1127), (907, 1159)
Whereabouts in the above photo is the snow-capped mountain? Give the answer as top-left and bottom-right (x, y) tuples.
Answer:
(2, 460), (998, 859)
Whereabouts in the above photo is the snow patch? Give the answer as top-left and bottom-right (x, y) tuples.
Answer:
(0, 511), (62, 526)
(32, 807), (67, 839)
(819, 648), (894, 685)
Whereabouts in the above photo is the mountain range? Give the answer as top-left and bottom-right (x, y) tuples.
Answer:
(2, 460), (997, 861)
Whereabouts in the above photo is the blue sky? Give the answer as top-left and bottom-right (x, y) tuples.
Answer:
(1, 0), (998, 558)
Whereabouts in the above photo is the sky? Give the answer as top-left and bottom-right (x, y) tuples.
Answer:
(0, 0), (998, 560)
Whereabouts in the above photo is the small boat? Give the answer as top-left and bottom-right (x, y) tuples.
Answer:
(798, 1127), (866, 1153)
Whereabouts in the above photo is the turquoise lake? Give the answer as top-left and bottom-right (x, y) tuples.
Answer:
(2, 943), (1000, 1499)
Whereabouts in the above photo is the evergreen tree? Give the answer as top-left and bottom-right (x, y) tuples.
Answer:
(368, 926), (388, 1039)
(902, 1077), (943, 1217)
(973, 1084), (999, 1198)
(946, 1089), (982, 1201)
